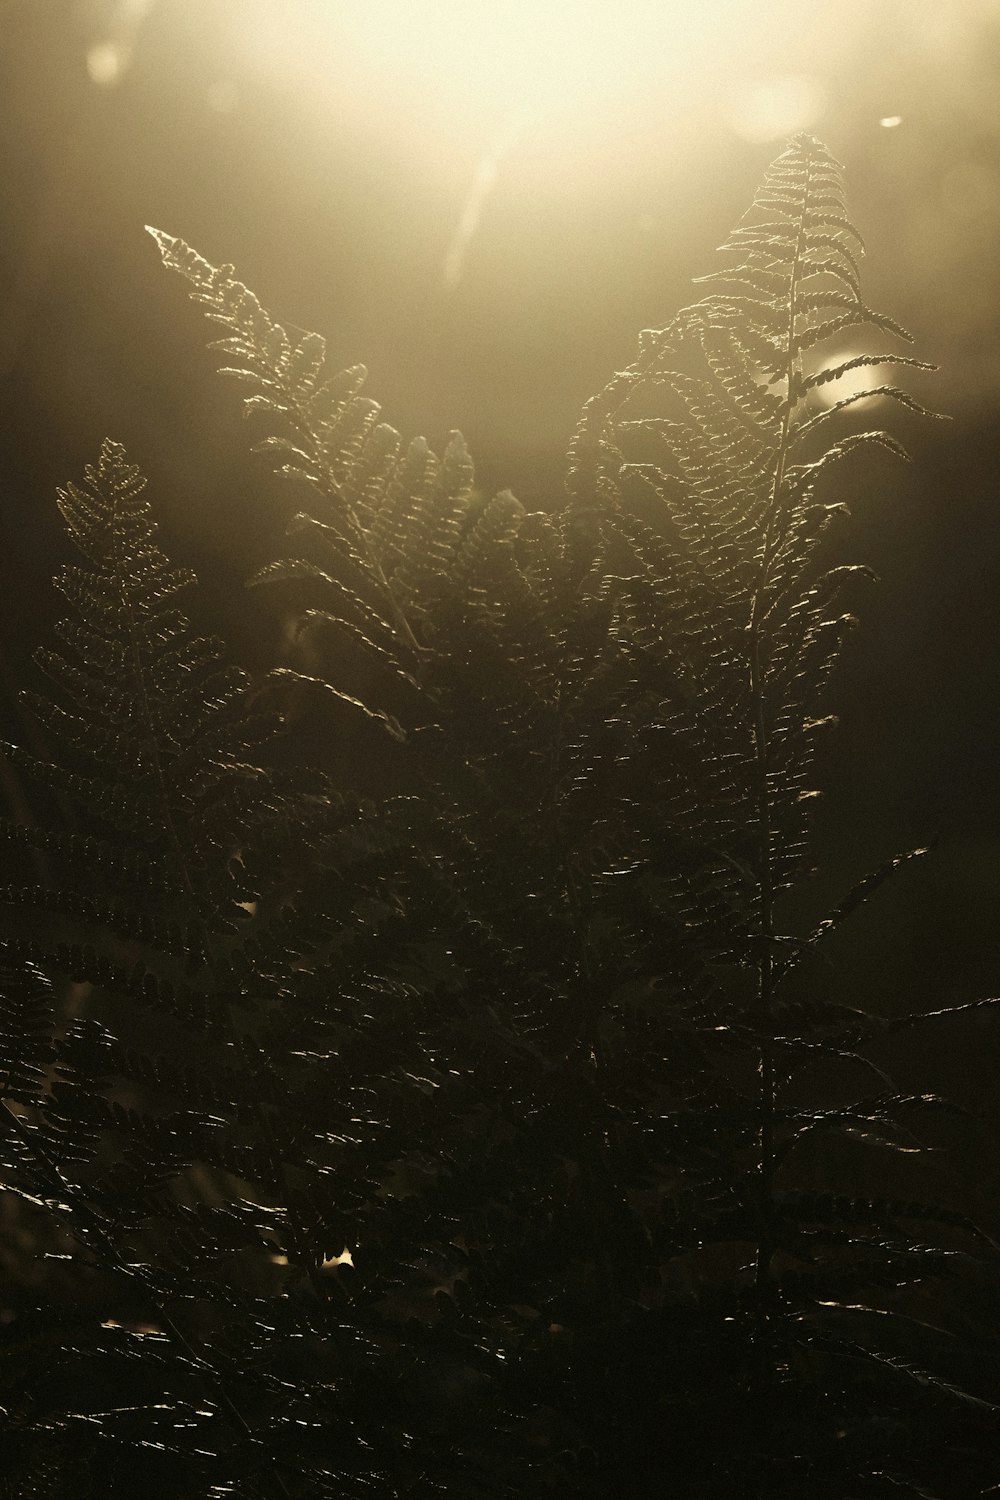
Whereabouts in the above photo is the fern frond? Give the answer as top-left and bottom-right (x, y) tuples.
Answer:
(147, 229), (485, 677)
(0, 139), (983, 1500)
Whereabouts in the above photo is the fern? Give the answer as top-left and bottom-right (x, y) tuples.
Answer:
(0, 137), (997, 1499)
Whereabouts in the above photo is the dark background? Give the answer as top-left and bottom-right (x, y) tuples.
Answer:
(1, 0), (999, 1114)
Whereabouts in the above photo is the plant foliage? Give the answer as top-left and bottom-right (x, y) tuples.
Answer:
(1, 135), (998, 1498)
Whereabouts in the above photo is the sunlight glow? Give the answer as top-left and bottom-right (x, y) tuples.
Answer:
(301, 0), (764, 287)
(327, 0), (736, 123)
(443, 115), (524, 288)
(810, 350), (889, 412)
(286, 0), (792, 170)
(727, 75), (826, 143)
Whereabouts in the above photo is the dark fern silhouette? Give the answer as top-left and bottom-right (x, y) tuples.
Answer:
(1, 135), (998, 1499)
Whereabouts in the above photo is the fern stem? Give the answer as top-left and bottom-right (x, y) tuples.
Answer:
(747, 147), (816, 1311)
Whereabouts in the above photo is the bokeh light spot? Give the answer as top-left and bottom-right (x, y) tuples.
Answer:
(86, 40), (128, 87)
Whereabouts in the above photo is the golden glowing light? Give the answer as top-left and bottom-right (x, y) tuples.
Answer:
(236, 0), (807, 159)
(442, 116), (524, 289)
(86, 40), (128, 87)
(328, 0), (738, 124)
(297, 0), (798, 288)
(82, 0), (156, 87)
(94, 0), (997, 415)
(809, 350), (890, 412)
(726, 75), (826, 143)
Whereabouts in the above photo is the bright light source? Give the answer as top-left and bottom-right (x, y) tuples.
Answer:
(727, 75), (826, 143)
(879, 114), (903, 128)
(317, 0), (752, 134)
(337, 2), (661, 109)
(299, 0), (760, 284)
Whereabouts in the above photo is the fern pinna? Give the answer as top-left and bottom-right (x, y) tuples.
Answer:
(1, 135), (997, 1498)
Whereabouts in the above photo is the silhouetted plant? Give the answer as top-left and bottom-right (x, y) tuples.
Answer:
(1, 135), (998, 1499)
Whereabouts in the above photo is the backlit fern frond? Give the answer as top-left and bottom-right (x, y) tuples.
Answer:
(554, 134), (1000, 1498)
(2, 441), (271, 923)
(147, 229), (480, 685)
(147, 149), (1000, 1500)
(1, 139), (995, 1500)
(577, 136), (941, 929)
